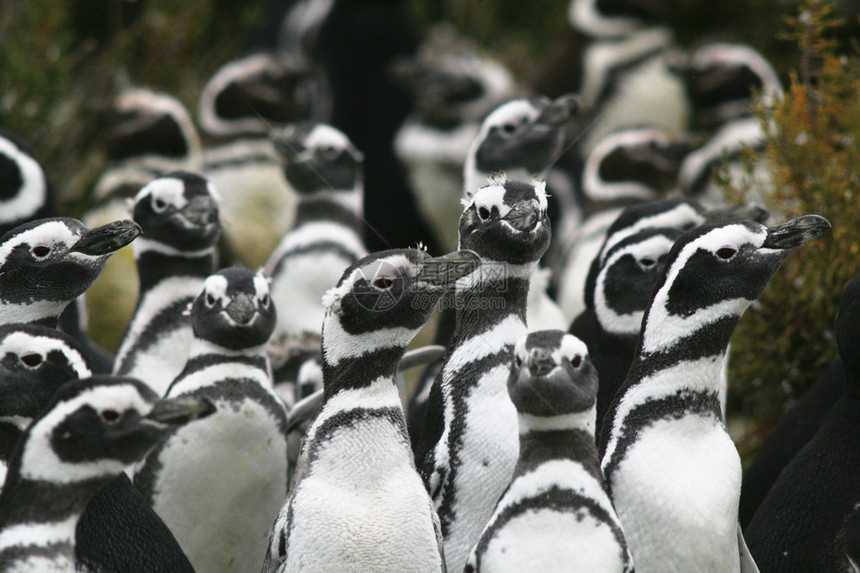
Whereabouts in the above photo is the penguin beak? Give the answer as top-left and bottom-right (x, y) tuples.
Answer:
(504, 199), (543, 232)
(225, 293), (257, 325)
(417, 250), (482, 290)
(762, 214), (831, 251)
(146, 395), (216, 426)
(527, 347), (557, 377)
(71, 220), (142, 256)
(535, 94), (580, 127)
(179, 195), (219, 228)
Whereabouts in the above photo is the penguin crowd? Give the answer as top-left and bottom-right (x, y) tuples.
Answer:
(2, 0), (857, 572)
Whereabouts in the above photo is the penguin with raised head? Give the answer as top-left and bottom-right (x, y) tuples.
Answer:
(134, 267), (287, 573)
(0, 129), (55, 238)
(744, 273), (860, 572)
(599, 214), (830, 572)
(415, 174), (552, 572)
(263, 247), (481, 573)
(112, 171), (221, 396)
(0, 376), (213, 572)
(465, 330), (632, 573)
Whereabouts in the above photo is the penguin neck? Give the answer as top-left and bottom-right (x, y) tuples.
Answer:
(292, 193), (363, 233)
(133, 240), (218, 290)
(449, 260), (534, 344)
(320, 315), (409, 402)
(188, 337), (269, 360)
(0, 419), (26, 465)
(516, 410), (601, 479)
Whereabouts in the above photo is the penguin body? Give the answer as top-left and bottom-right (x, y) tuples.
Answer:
(416, 175), (552, 572)
(113, 171), (221, 396)
(744, 273), (860, 572)
(599, 215), (829, 572)
(465, 330), (631, 573)
(0, 376), (213, 572)
(263, 248), (480, 573)
(134, 267), (287, 573)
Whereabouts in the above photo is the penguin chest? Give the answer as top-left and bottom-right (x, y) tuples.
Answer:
(142, 385), (288, 573)
(611, 414), (741, 572)
(286, 415), (443, 573)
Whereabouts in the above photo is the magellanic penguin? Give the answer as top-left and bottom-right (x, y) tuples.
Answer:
(393, 23), (518, 253)
(134, 267), (287, 573)
(0, 217), (141, 328)
(112, 171), (221, 396)
(0, 376), (213, 572)
(414, 174), (552, 572)
(744, 273), (860, 572)
(199, 52), (314, 267)
(465, 330), (632, 573)
(262, 247), (481, 573)
(0, 129), (55, 238)
(598, 214), (830, 572)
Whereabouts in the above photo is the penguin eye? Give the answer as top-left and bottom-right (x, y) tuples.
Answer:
(373, 278), (394, 290)
(260, 293), (270, 308)
(716, 247), (737, 260)
(501, 123), (517, 134)
(320, 145), (340, 160)
(514, 355), (523, 368)
(477, 206), (491, 221)
(570, 355), (582, 368)
(152, 197), (168, 213)
(31, 245), (51, 259)
(639, 258), (656, 268)
(205, 293), (217, 307)
(20, 353), (43, 368)
(101, 410), (120, 423)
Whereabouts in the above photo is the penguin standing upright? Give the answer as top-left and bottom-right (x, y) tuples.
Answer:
(465, 330), (632, 573)
(744, 273), (860, 572)
(599, 215), (830, 572)
(112, 171), (221, 396)
(415, 174), (552, 572)
(0, 376), (213, 572)
(263, 247), (481, 573)
(134, 267), (288, 573)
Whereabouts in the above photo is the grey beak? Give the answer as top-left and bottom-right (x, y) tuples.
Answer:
(762, 214), (831, 250)
(71, 220), (142, 256)
(225, 293), (257, 325)
(528, 347), (556, 377)
(418, 250), (482, 289)
(147, 395), (216, 426)
(536, 94), (581, 127)
(504, 199), (542, 232)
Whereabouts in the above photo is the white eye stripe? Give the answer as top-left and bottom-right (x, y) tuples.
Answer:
(468, 185), (511, 218)
(0, 332), (91, 377)
(0, 222), (79, 268)
(134, 178), (188, 211)
(201, 274), (229, 305)
(305, 124), (351, 151)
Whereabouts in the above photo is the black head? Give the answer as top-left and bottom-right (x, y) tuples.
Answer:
(199, 53), (314, 138)
(0, 217), (141, 310)
(459, 175), (551, 265)
(640, 215), (830, 353)
(0, 129), (54, 236)
(836, 274), (860, 398)
(191, 268), (276, 352)
(322, 248), (481, 355)
(102, 89), (195, 162)
(130, 171), (221, 252)
(0, 324), (91, 422)
(14, 376), (214, 484)
(272, 121), (364, 194)
(507, 330), (598, 418)
(470, 95), (580, 178)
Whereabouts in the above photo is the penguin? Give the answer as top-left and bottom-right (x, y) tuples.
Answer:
(598, 214), (830, 572)
(393, 23), (518, 253)
(554, 128), (693, 319)
(262, 247), (481, 573)
(415, 174), (553, 572)
(0, 375), (213, 572)
(198, 53), (313, 267)
(0, 129), (55, 238)
(264, 121), (367, 346)
(465, 330), (632, 573)
(134, 267), (288, 573)
(744, 273), (860, 572)
(112, 171), (221, 396)
(0, 217), (141, 328)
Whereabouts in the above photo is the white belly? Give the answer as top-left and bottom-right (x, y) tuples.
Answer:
(610, 414), (741, 573)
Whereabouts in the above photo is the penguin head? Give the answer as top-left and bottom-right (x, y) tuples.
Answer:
(836, 274), (860, 399)
(11, 376), (215, 485)
(0, 129), (54, 236)
(641, 215), (830, 353)
(199, 53), (314, 138)
(191, 268), (277, 352)
(466, 95), (579, 193)
(507, 330), (597, 419)
(103, 88), (197, 162)
(272, 121), (364, 195)
(321, 248), (481, 351)
(131, 171), (221, 252)
(0, 324), (91, 424)
(583, 128), (692, 204)
(592, 227), (682, 335)
(668, 43), (782, 130)
(459, 174), (551, 265)
(0, 217), (141, 311)
(568, 0), (671, 38)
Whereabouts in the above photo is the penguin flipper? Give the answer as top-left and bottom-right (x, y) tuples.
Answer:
(738, 523), (760, 573)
